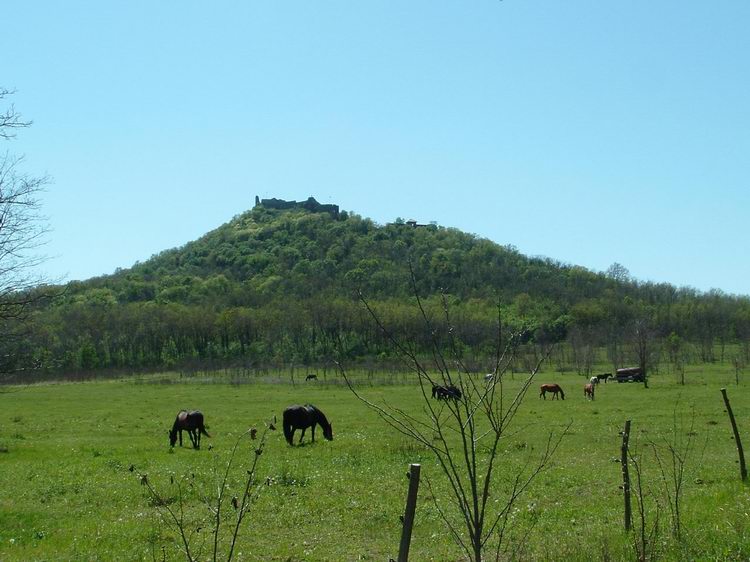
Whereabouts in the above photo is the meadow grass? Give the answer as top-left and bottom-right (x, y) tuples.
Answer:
(1, 367), (749, 561)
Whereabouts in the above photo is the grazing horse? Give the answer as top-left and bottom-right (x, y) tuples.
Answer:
(305, 374), (318, 381)
(169, 410), (210, 449)
(432, 384), (462, 401)
(584, 383), (595, 400)
(283, 404), (333, 445)
(484, 373), (494, 383)
(589, 376), (600, 386)
(539, 384), (565, 400)
(595, 373), (612, 383)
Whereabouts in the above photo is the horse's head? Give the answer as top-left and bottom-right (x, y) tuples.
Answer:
(169, 428), (177, 447)
(323, 423), (333, 441)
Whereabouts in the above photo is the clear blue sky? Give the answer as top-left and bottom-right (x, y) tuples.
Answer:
(3, 1), (749, 294)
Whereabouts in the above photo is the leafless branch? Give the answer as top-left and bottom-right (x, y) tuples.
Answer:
(342, 262), (564, 561)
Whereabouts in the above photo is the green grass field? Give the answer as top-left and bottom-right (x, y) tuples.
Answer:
(1, 368), (750, 561)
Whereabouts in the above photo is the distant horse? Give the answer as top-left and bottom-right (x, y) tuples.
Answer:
(584, 383), (595, 400)
(484, 374), (494, 383)
(540, 384), (565, 400)
(283, 404), (333, 445)
(595, 373), (612, 383)
(169, 410), (210, 449)
(432, 384), (462, 401)
(589, 376), (600, 386)
(305, 374), (318, 381)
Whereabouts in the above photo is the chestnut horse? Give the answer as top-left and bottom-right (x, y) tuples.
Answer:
(539, 384), (565, 400)
(584, 383), (595, 400)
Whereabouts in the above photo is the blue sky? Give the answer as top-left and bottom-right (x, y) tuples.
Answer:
(3, 1), (749, 294)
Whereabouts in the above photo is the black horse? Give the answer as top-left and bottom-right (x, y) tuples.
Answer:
(432, 384), (462, 400)
(305, 374), (318, 381)
(169, 410), (210, 449)
(283, 404), (333, 445)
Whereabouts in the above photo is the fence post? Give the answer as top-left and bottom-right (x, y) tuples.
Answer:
(721, 388), (747, 481)
(621, 419), (632, 531)
(397, 463), (421, 562)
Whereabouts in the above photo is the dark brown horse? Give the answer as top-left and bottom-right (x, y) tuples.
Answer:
(584, 383), (595, 400)
(431, 384), (462, 401)
(283, 404), (333, 445)
(169, 410), (210, 449)
(540, 384), (565, 400)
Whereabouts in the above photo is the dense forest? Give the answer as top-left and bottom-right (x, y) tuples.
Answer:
(8, 201), (750, 378)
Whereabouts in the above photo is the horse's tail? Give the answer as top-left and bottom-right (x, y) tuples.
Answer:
(282, 411), (293, 445)
(283, 422), (293, 445)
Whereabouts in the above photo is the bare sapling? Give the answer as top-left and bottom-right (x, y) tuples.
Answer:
(628, 437), (663, 562)
(137, 419), (276, 562)
(732, 354), (744, 386)
(649, 402), (704, 542)
(340, 264), (568, 562)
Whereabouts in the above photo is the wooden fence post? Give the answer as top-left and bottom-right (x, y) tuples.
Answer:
(721, 388), (747, 481)
(621, 419), (632, 531)
(397, 463), (421, 562)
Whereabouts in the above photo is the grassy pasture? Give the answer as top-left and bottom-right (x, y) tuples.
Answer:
(1, 368), (750, 561)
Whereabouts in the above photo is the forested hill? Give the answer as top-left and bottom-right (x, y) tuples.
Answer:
(17, 203), (750, 374)
(72, 205), (662, 305)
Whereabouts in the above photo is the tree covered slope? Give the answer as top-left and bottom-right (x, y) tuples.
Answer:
(13, 203), (750, 374)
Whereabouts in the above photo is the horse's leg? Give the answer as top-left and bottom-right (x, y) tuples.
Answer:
(311, 424), (316, 443)
(179, 430), (183, 447)
(299, 428), (306, 444)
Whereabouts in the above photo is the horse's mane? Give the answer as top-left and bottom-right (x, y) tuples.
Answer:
(305, 404), (330, 428)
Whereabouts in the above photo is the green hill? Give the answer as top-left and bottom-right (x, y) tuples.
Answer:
(13, 198), (750, 376)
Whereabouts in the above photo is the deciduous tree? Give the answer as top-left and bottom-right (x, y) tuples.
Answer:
(0, 88), (51, 374)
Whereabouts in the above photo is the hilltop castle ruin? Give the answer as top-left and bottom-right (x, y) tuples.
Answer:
(254, 196), (339, 218)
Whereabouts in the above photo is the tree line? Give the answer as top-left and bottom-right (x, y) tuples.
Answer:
(4, 206), (750, 377)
